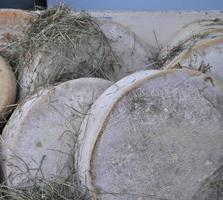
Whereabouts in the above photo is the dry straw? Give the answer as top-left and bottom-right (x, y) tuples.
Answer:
(1, 5), (120, 94)
(0, 179), (91, 200)
(18, 5), (119, 85)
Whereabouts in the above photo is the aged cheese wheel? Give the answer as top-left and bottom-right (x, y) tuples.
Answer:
(0, 9), (32, 50)
(164, 36), (223, 81)
(98, 20), (152, 80)
(0, 55), (16, 121)
(160, 19), (223, 59)
(19, 20), (152, 98)
(1, 78), (112, 187)
(77, 69), (223, 200)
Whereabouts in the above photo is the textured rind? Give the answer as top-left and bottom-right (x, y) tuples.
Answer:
(1, 78), (112, 187)
(76, 70), (160, 198)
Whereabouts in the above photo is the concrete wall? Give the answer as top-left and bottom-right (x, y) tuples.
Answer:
(91, 11), (223, 53)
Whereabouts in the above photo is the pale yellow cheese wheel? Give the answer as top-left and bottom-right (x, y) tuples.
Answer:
(0, 55), (16, 120)
(0, 9), (32, 50)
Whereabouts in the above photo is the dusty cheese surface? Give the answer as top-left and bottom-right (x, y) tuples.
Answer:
(77, 69), (223, 200)
(2, 78), (112, 187)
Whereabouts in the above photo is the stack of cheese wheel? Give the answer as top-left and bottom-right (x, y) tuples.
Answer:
(164, 33), (223, 81)
(0, 55), (16, 122)
(19, 20), (152, 98)
(76, 69), (223, 200)
(160, 19), (223, 60)
(159, 19), (223, 81)
(1, 78), (111, 187)
(0, 9), (32, 52)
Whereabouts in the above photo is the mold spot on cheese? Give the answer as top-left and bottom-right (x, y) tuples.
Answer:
(36, 141), (42, 148)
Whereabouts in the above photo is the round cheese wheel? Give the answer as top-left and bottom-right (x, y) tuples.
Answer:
(1, 78), (112, 187)
(18, 20), (152, 98)
(0, 9), (32, 51)
(98, 20), (152, 80)
(160, 19), (223, 59)
(76, 69), (223, 200)
(0, 55), (16, 121)
(164, 36), (223, 81)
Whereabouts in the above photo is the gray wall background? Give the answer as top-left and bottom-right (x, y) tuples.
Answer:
(48, 0), (223, 10)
